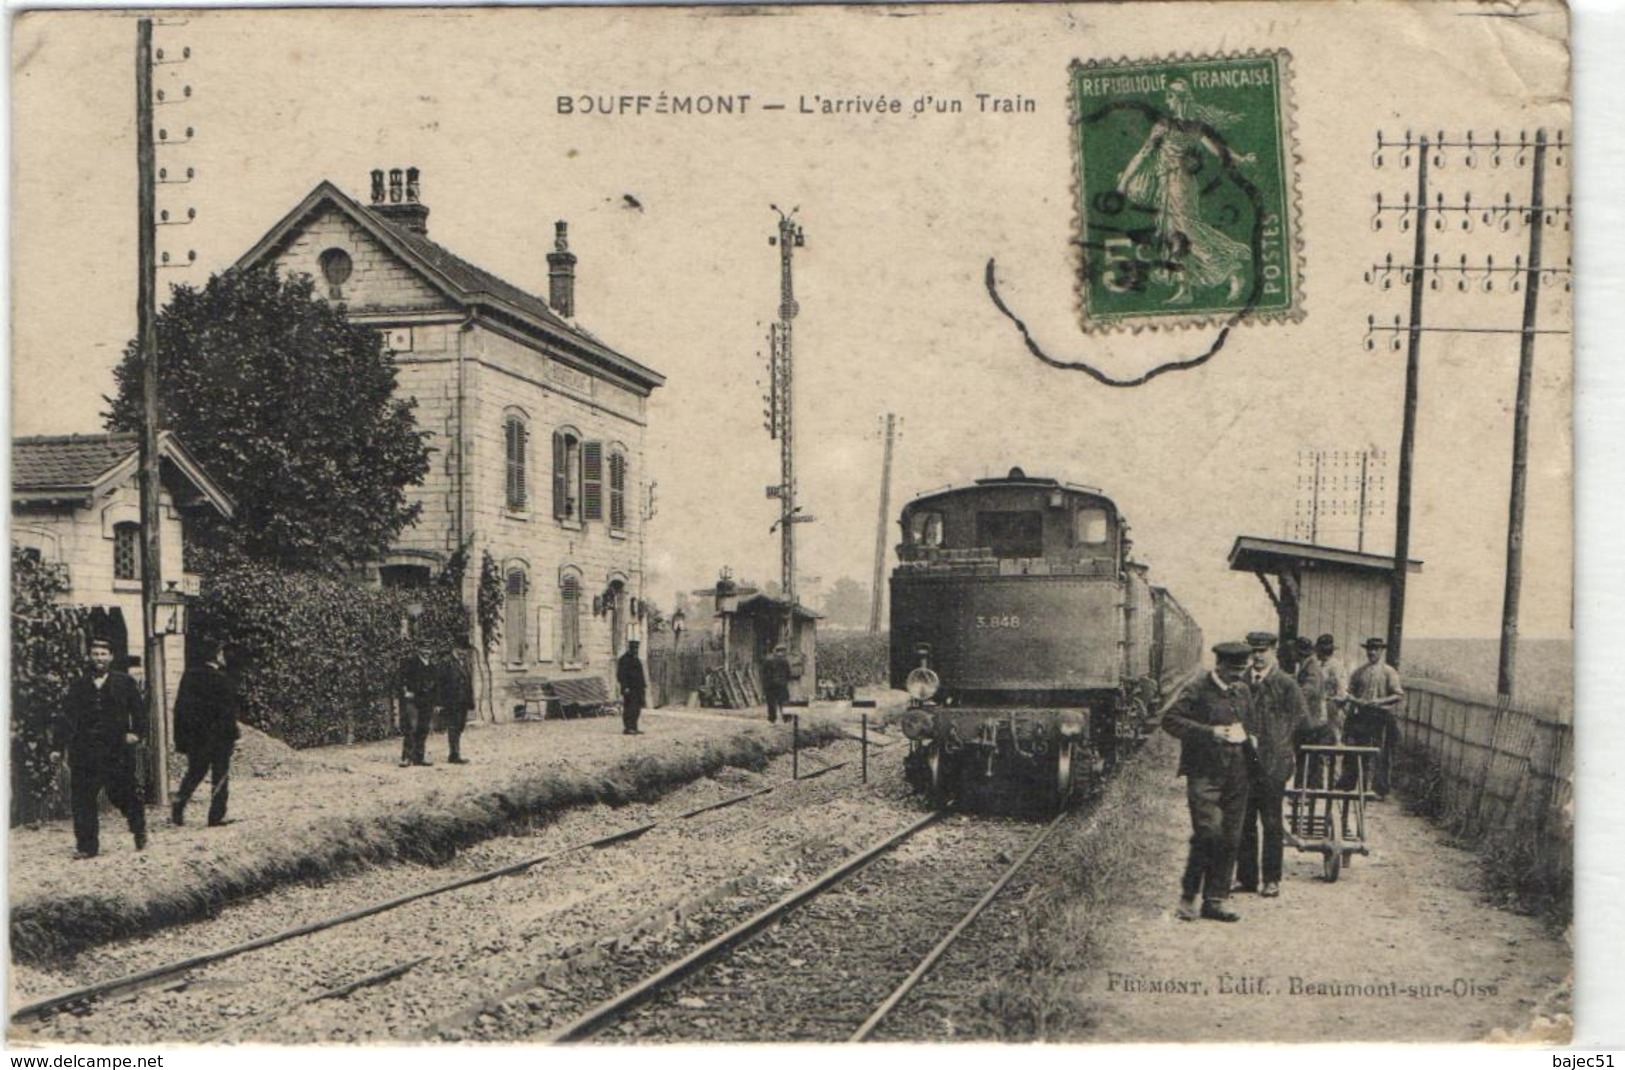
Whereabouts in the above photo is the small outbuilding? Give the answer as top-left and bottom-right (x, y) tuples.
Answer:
(1227, 536), (1422, 661)
(726, 594), (820, 703)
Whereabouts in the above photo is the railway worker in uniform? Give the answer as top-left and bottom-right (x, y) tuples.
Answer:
(1342, 637), (1405, 800)
(51, 637), (148, 858)
(398, 643), (437, 767)
(762, 643), (793, 725)
(617, 639), (647, 735)
(170, 640), (241, 827)
(1292, 636), (1336, 789)
(1236, 631), (1306, 898)
(1160, 641), (1254, 922)
(1315, 634), (1351, 742)
(439, 636), (475, 763)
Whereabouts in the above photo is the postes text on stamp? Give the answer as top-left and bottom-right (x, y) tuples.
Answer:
(1070, 51), (1302, 331)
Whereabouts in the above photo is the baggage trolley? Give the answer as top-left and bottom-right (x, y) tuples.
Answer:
(1285, 744), (1381, 882)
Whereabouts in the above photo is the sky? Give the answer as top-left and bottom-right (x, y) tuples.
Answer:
(9, 2), (1574, 648)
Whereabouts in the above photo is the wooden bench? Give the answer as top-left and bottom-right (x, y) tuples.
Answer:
(511, 675), (619, 720)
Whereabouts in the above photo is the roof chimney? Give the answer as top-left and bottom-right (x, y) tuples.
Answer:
(369, 165), (430, 235)
(547, 220), (577, 318)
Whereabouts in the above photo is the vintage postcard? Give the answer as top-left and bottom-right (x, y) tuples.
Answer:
(6, 0), (1592, 1055)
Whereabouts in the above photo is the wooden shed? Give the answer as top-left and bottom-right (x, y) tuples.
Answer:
(729, 594), (819, 702)
(1228, 536), (1422, 661)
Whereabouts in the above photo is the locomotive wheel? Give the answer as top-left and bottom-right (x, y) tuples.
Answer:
(927, 746), (947, 808)
(1053, 742), (1075, 812)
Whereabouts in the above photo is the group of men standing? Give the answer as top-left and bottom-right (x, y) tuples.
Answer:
(397, 639), (475, 767)
(1161, 630), (1404, 923)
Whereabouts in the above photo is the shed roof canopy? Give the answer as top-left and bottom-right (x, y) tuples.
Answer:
(1228, 535), (1422, 576)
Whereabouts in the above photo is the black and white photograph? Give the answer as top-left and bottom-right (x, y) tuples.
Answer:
(5, 0), (1615, 1055)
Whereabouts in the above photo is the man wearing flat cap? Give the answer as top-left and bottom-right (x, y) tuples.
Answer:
(1344, 637), (1405, 799)
(52, 637), (148, 857)
(762, 642), (792, 725)
(1292, 636), (1336, 789)
(617, 639), (647, 735)
(1160, 641), (1254, 922)
(1236, 630), (1307, 898)
(1315, 634), (1350, 741)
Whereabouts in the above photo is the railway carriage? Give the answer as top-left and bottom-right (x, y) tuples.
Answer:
(890, 468), (1202, 809)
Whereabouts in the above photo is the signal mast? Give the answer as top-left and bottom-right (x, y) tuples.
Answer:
(764, 207), (813, 637)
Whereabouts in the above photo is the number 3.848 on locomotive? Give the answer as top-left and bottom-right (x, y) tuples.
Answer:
(891, 468), (1202, 810)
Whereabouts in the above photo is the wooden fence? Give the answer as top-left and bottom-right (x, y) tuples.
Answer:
(647, 645), (726, 709)
(1395, 678), (1573, 909)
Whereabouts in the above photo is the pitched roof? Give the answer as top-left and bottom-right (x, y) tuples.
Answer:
(12, 432), (235, 518)
(234, 181), (664, 392)
(1228, 535), (1422, 575)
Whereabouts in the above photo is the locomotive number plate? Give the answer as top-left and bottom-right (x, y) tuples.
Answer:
(975, 614), (1021, 629)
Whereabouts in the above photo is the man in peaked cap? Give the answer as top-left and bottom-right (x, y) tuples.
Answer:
(1160, 641), (1254, 922)
(52, 637), (148, 857)
(1315, 634), (1351, 741)
(1235, 630), (1307, 898)
(1292, 635), (1336, 790)
(617, 638), (647, 735)
(1343, 637), (1405, 799)
(761, 642), (793, 725)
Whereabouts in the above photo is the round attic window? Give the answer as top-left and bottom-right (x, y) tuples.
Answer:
(318, 248), (353, 288)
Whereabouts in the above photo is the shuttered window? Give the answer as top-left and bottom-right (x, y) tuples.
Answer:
(552, 431), (568, 519)
(504, 568), (528, 665)
(504, 415), (527, 510)
(560, 575), (582, 664)
(609, 452), (627, 532)
(582, 441), (604, 522)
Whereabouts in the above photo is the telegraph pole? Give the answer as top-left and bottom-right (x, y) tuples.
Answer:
(135, 18), (169, 801)
(1387, 134), (1429, 669)
(868, 413), (897, 634)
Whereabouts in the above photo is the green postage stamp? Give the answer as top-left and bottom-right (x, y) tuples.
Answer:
(1070, 51), (1303, 331)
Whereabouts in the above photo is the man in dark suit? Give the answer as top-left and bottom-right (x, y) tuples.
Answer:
(398, 644), (437, 767)
(761, 643), (792, 725)
(171, 640), (241, 827)
(1237, 630), (1308, 898)
(439, 637), (475, 764)
(52, 637), (147, 858)
(616, 639), (646, 735)
(1160, 641), (1254, 922)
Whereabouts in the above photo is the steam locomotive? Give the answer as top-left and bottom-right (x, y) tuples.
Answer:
(890, 468), (1203, 809)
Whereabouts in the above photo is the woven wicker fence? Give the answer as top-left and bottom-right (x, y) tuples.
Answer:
(1396, 678), (1573, 916)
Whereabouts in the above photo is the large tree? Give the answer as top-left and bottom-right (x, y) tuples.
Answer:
(106, 267), (432, 570)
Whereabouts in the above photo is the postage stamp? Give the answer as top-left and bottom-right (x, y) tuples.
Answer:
(1069, 50), (1303, 331)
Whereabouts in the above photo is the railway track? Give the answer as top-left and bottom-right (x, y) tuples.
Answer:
(456, 807), (1072, 1044)
(11, 752), (879, 1044)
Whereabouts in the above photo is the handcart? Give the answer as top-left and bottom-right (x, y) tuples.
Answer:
(1285, 744), (1382, 882)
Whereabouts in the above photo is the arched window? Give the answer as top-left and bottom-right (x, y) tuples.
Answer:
(504, 567), (529, 665)
(504, 412), (529, 511)
(608, 448), (628, 532)
(113, 522), (140, 582)
(560, 573), (583, 665)
(552, 428), (582, 521)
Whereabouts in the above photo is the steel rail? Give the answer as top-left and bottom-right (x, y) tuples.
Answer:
(849, 808), (1071, 1041)
(544, 809), (944, 1044)
(11, 778), (809, 1025)
(203, 954), (432, 1044)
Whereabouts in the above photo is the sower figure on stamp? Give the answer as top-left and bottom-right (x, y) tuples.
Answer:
(617, 639), (646, 735)
(1236, 631), (1307, 898)
(762, 643), (792, 725)
(1341, 637), (1405, 800)
(171, 640), (241, 827)
(1160, 641), (1254, 923)
(398, 643), (436, 767)
(439, 636), (475, 764)
(52, 637), (148, 858)
(1291, 635), (1336, 789)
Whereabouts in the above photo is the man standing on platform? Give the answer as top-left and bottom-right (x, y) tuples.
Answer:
(762, 643), (792, 725)
(1344, 637), (1405, 800)
(1316, 634), (1350, 742)
(52, 638), (148, 858)
(398, 643), (436, 767)
(617, 639), (647, 735)
(1160, 641), (1254, 923)
(1236, 631), (1306, 899)
(1292, 636), (1336, 788)
(171, 640), (241, 827)
(440, 636), (475, 764)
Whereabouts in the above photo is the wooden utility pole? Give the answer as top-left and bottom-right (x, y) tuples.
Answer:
(136, 18), (170, 801)
(1386, 136), (1429, 669)
(1498, 129), (1548, 702)
(867, 413), (897, 634)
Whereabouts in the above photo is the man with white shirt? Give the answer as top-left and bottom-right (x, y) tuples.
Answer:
(51, 638), (148, 858)
(1160, 641), (1254, 923)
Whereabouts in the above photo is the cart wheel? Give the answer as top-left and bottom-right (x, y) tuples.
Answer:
(1323, 850), (1342, 883)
